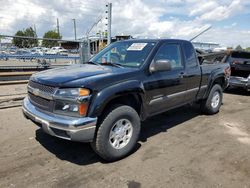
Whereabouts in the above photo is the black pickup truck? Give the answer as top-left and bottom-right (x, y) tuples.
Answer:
(23, 39), (230, 161)
(226, 50), (250, 91)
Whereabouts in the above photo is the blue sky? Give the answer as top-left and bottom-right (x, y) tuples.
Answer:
(0, 0), (250, 47)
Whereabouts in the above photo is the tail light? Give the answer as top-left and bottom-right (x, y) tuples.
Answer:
(224, 66), (231, 77)
(232, 61), (240, 65)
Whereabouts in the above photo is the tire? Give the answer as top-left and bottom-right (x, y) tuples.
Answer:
(201, 84), (223, 115)
(91, 105), (141, 161)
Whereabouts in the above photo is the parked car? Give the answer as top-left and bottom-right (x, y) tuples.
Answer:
(0, 50), (8, 60)
(23, 39), (230, 161)
(68, 48), (79, 54)
(225, 50), (250, 91)
(15, 49), (34, 61)
(30, 47), (48, 56)
(8, 46), (18, 54)
(45, 46), (68, 56)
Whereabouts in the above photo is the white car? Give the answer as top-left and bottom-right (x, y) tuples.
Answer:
(30, 47), (49, 56)
(45, 47), (68, 56)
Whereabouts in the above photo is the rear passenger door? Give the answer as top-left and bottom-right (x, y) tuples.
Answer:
(182, 42), (202, 102)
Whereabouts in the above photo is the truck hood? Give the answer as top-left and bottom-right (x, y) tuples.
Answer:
(30, 64), (135, 86)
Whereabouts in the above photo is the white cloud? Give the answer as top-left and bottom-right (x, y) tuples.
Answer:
(198, 0), (244, 21)
(0, 0), (250, 47)
(194, 28), (250, 48)
(189, 1), (218, 16)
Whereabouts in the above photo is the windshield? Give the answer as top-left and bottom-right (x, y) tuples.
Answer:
(89, 41), (156, 68)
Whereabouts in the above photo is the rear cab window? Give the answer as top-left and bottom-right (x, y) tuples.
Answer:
(183, 42), (198, 67)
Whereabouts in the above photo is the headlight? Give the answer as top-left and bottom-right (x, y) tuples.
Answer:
(54, 88), (90, 98)
(53, 88), (90, 117)
(54, 100), (89, 117)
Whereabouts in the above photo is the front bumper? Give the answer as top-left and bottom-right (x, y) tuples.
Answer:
(229, 76), (250, 91)
(22, 97), (97, 142)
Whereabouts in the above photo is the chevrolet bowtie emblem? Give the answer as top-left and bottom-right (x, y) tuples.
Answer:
(32, 88), (40, 96)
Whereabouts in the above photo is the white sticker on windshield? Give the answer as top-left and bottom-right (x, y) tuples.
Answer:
(127, 43), (147, 51)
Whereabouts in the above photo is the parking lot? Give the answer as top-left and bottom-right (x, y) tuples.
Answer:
(0, 89), (249, 188)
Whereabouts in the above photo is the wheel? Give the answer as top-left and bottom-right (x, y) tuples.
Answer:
(91, 105), (141, 161)
(201, 84), (223, 115)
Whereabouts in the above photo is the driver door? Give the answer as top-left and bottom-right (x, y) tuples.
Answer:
(143, 42), (188, 115)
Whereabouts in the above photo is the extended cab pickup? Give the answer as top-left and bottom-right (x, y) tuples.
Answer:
(23, 39), (230, 161)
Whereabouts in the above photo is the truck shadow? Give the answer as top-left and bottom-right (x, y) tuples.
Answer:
(140, 105), (200, 142)
(35, 105), (200, 165)
(35, 129), (101, 165)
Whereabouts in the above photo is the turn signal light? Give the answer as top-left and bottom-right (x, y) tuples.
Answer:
(79, 88), (90, 96)
(79, 103), (89, 116)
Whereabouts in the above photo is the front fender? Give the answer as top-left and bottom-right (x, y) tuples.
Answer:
(87, 80), (145, 117)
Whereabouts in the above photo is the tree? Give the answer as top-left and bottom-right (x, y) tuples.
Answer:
(246, 47), (250, 51)
(24, 27), (38, 47)
(235, 45), (243, 51)
(42, 30), (62, 48)
(12, 30), (25, 48)
(12, 27), (38, 48)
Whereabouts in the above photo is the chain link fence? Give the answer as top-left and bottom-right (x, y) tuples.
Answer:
(0, 36), (88, 69)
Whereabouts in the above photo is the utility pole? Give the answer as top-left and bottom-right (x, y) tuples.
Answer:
(56, 18), (60, 35)
(33, 24), (37, 34)
(72, 19), (77, 40)
(106, 3), (112, 45)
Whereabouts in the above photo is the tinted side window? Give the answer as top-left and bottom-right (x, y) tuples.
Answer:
(231, 51), (250, 59)
(183, 42), (197, 67)
(154, 43), (183, 69)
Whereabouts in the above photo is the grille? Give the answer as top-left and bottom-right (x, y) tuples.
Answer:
(28, 93), (54, 112)
(28, 80), (56, 94)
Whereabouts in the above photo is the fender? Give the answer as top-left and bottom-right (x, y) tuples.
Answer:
(87, 80), (146, 118)
(203, 70), (225, 99)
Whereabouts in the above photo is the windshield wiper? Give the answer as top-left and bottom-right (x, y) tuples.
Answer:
(86, 61), (102, 66)
(102, 62), (124, 68)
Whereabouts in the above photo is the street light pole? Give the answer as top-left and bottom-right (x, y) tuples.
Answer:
(57, 18), (60, 36)
(107, 3), (112, 45)
(72, 19), (77, 40)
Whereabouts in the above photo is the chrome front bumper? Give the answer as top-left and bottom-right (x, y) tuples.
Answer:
(229, 76), (250, 91)
(22, 97), (97, 142)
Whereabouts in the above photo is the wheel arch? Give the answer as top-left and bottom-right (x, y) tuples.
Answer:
(87, 80), (145, 120)
(204, 75), (226, 99)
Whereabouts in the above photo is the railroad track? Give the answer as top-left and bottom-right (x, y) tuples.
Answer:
(0, 64), (66, 72)
(0, 71), (34, 84)
(0, 65), (68, 85)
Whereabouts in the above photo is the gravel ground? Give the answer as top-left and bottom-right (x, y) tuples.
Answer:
(0, 84), (27, 96)
(0, 89), (249, 188)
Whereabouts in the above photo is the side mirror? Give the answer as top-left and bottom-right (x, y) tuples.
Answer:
(150, 59), (172, 73)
